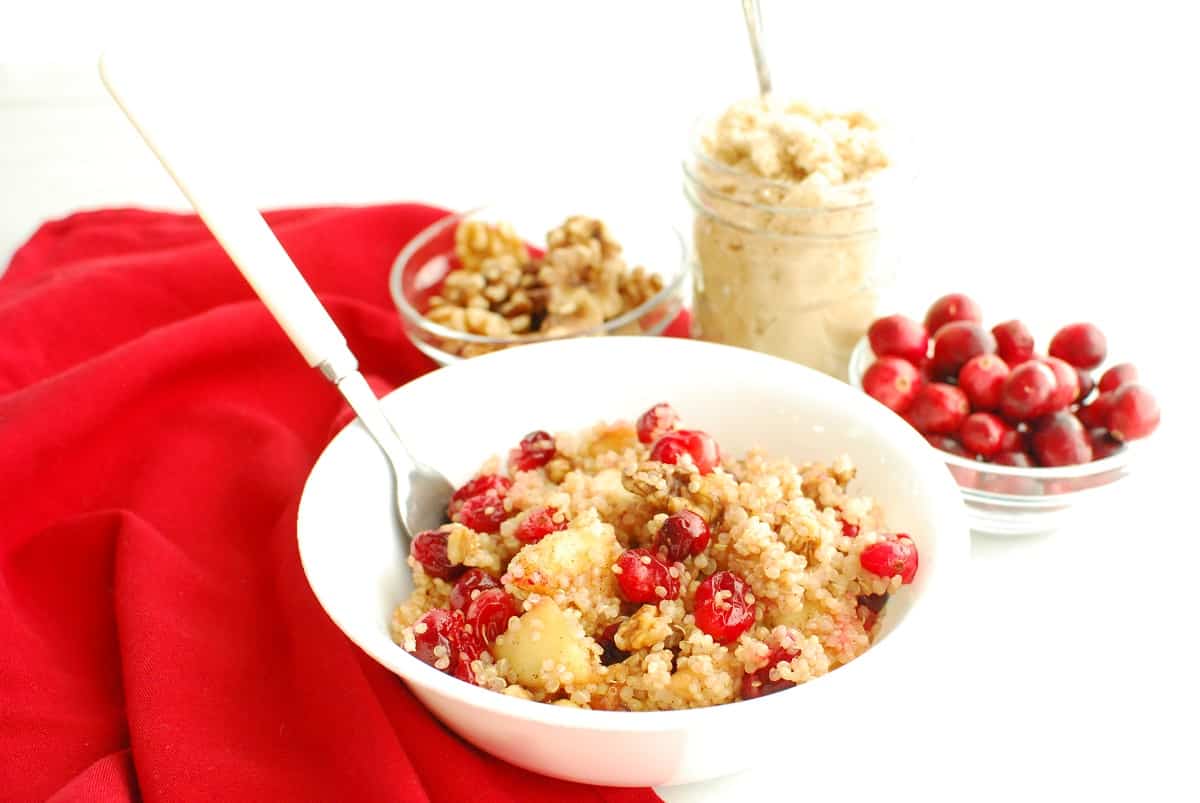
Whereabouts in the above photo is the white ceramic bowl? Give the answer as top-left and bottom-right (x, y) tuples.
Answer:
(297, 337), (968, 787)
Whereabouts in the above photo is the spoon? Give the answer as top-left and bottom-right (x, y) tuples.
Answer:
(741, 0), (773, 100)
(98, 52), (453, 542)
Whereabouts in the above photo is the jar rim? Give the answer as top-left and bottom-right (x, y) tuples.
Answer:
(684, 112), (884, 214)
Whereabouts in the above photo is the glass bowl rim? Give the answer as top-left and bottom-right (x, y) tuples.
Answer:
(389, 205), (689, 346)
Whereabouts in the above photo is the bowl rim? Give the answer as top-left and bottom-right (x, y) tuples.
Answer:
(297, 336), (969, 733)
(388, 206), (689, 346)
(846, 335), (1136, 481)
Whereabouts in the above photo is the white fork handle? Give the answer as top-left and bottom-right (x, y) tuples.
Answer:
(98, 52), (357, 379)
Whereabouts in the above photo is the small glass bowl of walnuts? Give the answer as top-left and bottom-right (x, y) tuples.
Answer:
(390, 204), (690, 364)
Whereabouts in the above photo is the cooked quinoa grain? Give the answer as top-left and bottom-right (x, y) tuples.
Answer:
(392, 403), (919, 710)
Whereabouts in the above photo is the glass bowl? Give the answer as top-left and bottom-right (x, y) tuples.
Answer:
(389, 203), (690, 365)
(847, 336), (1137, 536)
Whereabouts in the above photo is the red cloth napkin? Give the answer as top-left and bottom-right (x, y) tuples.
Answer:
(0, 205), (673, 803)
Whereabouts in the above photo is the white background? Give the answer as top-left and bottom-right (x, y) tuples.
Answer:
(2, 2), (1197, 801)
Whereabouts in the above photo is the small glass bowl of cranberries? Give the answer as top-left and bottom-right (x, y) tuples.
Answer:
(390, 203), (691, 365)
(849, 306), (1159, 536)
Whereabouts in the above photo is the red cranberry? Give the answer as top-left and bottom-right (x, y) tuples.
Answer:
(656, 509), (711, 562)
(1031, 412), (1093, 467)
(862, 357), (923, 414)
(1076, 369), (1096, 403)
(924, 433), (970, 457)
(693, 571), (756, 643)
(841, 519), (860, 537)
(930, 321), (996, 380)
(958, 354), (1009, 411)
(1041, 356), (1081, 413)
(1098, 363), (1138, 394)
(650, 429), (720, 474)
(1107, 385), (1160, 441)
(597, 621), (629, 666)
(449, 568), (501, 611)
(1048, 323), (1107, 370)
(636, 403), (679, 444)
(411, 530), (463, 580)
(410, 608), (481, 682)
(1077, 391), (1117, 429)
(996, 426), (1025, 453)
(508, 430), (556, 472)
(999, 361), (1057, 421)
(960, 412), (1012, 458)
(1088, 428), (1126, 460)
(449, 474), (511, 517)
(868, 314), (929, 365)
(615, 548), (680, 603)
(454, 493), (508, 534)
(465, 588), (518, 645)
(906, 383), (970, 435)
(924, 293), (983, 335)
(859, 534), (919, 584)
(991, 320), (1035, 365)
(514, 506), (567, 543)
(741, 645), (800, 700)
(993, 450), (1035, 467)
(858, 592), (889, 632)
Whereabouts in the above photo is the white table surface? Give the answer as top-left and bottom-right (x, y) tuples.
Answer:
(2, 3), (1196, 800)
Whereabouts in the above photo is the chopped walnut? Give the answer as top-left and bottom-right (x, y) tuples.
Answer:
(427, 214), (664, 356)
(455, 219), (530, 272)
(615, 604), (674, 652)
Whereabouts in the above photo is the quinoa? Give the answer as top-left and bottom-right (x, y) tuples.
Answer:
(392, 407), (917, 710)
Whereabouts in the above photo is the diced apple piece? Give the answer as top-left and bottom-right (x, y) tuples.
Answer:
(492, 598), (597, 690)
(506, 510), (620, 596)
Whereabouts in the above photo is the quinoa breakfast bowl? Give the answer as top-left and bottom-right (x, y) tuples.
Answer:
(296, 337), (967, 787)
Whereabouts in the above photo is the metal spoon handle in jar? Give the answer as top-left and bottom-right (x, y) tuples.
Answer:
(741, 0), (773, 99)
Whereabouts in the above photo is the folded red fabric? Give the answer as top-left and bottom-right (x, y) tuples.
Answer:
(0, 205), (672, 803)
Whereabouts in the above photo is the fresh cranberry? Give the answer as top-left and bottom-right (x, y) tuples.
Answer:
(656, 510), (711, 562)
(1107, 385), (1160, 441)
(741, 645), (800, 700)
(906, 383), (970, 434)
(1076, 369), (1096, 403)
(597, 621), (629, 666)
(1077, 391), (1117, 429)
(1098, 363), (1138, 394)
(862, 357), (923, 414)
(465, 588), (518, 645)
(868, 314), (929, 364)
(999, 361), (1057, 421)
(410, 608), (481, 682)
(650, 429), (721, 474)
(411, 530), (463, 580)
(991, 320), (1035, 365)
(924, 293), (983, 336)
(449, 474), (512, 516)
(1041, 356), (1081, 413)
(514, 506), (567, 543)
(615, 548), (680, 603)
(841, 519), (860, 537)
(454, 493), (508, 534)
(693, 571), (756, 643)
(958, 354), (1009, 411)
(449, 568), (501, 611)
(1031, 412), (1093, 467)
(636, 403), (679, 444)
(930, 321), (996, 380)
(996, 426), (1025, 453)
(1088, 428), (1126, 460)
(960, 412), (1012, 458)
(1049, 323), (1107, 370)
(858, 592), (889, 631)
(992, 450), (1035, 467)
(859, 534), (919, 584)
(924, 433), (970, 457)
(508, 430), (556, 472)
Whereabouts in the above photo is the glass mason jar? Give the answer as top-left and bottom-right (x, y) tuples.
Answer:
(682, 122), (893, 379)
